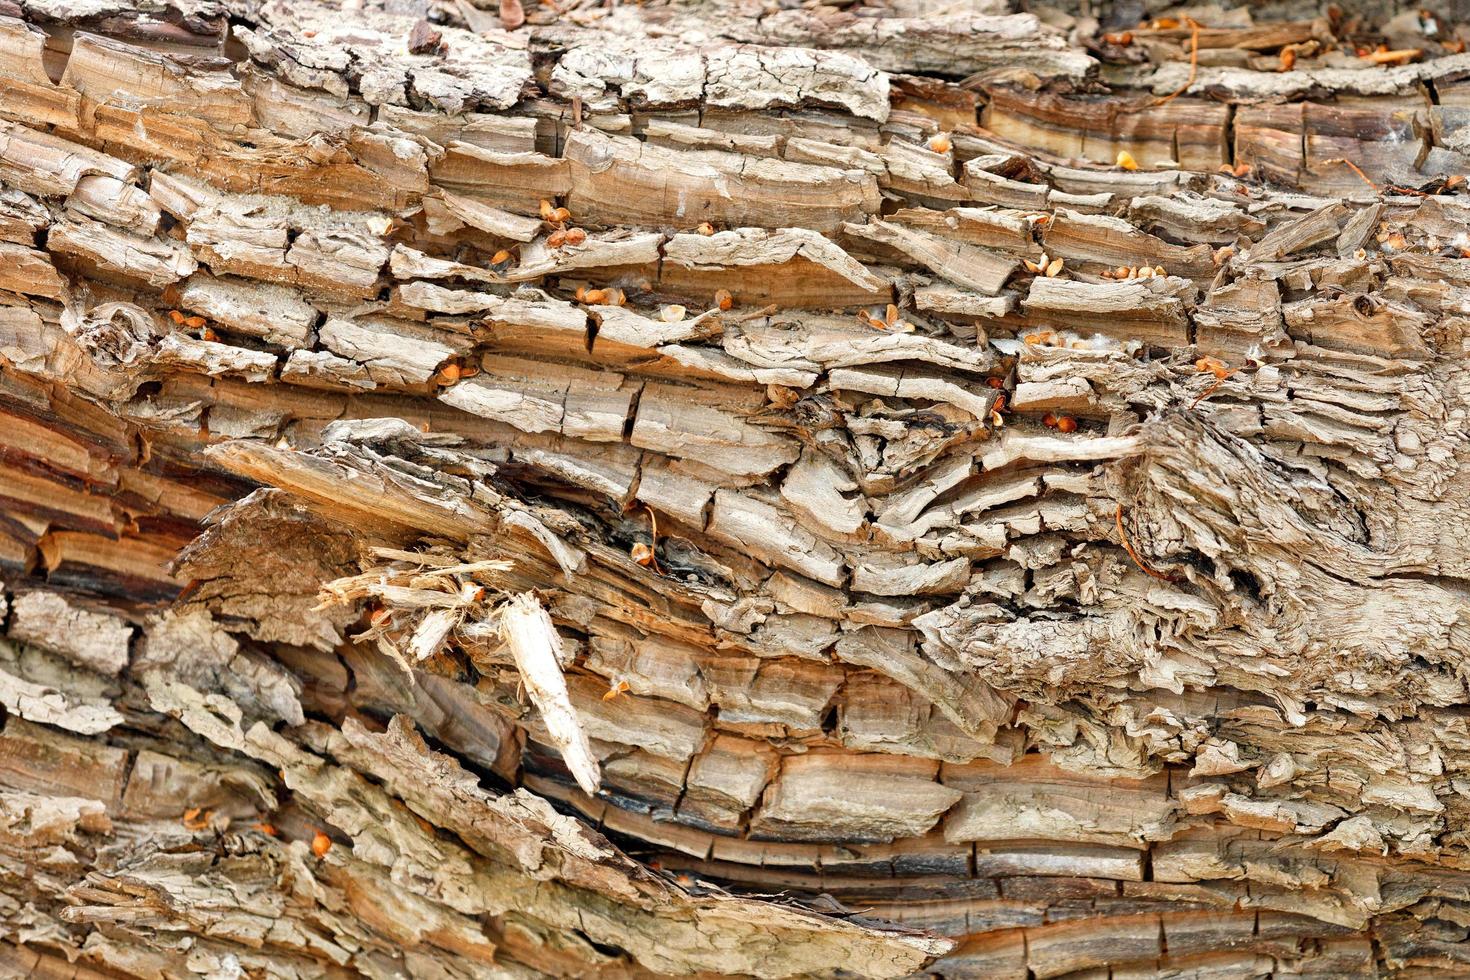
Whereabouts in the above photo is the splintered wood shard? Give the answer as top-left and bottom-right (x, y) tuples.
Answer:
(500, 592), (601, 796)
(5, 0), (1470, 975)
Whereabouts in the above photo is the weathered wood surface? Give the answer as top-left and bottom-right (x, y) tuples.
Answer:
(4, 0), (1470, 976)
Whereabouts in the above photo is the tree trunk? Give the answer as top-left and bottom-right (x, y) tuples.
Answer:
(2, 0), (1468, 975)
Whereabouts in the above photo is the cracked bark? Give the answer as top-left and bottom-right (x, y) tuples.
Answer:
(3, 0), (1470, 975)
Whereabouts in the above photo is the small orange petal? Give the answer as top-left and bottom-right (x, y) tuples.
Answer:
(182, 807), (212, 830)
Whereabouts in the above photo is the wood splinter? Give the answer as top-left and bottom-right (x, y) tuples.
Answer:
(500, 592), (602, 795)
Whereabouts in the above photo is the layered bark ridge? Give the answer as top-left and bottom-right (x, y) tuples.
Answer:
(6, 0), (1470, 975)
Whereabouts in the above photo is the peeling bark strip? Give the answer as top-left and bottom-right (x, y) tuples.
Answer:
(6, 0), (1470, 975)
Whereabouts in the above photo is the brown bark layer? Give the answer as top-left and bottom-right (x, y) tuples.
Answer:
(3, 0), (1470, 976)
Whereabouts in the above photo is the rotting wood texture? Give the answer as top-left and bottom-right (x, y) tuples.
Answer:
(3, 0), (1470, 975)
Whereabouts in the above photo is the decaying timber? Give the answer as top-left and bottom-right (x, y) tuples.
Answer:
(6, 0), (1470, 975)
